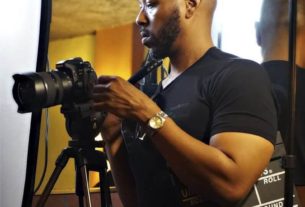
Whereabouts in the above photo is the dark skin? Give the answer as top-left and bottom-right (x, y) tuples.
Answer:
(93, 0), (274, 206)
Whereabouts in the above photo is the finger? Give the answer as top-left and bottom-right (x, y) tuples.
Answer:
(97, 75), (117, 84)
(93, 84), (111, 93)
(92, 93), (109, 102)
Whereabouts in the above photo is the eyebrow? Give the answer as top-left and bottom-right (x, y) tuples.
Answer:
(137, 0), (149, 4)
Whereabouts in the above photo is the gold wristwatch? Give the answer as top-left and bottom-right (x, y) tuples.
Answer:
(146, 111), (168, 137)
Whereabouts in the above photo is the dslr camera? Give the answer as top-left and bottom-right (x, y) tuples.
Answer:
(13, 57), (97, 113)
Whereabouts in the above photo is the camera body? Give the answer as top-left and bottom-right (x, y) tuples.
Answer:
(55, 57), (97, 104)
(13, 57), (97, 113)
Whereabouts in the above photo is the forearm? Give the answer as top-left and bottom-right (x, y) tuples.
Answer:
(150, 118), (272, 205)
(151, 121), (239, 203)
(92, 76), (273, 205)
(101, 114), (138, 207)
(104, 138), (138, 207)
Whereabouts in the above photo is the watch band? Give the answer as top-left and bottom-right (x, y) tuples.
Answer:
(145, 111), (168, 138)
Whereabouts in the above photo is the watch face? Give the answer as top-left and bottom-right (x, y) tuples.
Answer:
(149, 116), (163, 129)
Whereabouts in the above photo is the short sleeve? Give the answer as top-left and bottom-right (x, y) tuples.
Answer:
(209, 60), (277, 144)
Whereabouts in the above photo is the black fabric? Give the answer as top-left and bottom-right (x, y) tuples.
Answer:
(122, 47), (277, 207)
(262, 60), (305, 185)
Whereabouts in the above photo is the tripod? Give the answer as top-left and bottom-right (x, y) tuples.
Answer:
(35, 103), (112, 207)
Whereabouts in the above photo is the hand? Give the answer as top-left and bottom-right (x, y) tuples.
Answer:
(92, 76), (161, 123)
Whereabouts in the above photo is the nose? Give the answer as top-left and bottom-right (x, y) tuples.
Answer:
(136, 8), (148, 27)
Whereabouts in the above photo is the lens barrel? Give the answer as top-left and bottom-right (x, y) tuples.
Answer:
(13, 71), (73, 113)
(12, 58), (97, 113)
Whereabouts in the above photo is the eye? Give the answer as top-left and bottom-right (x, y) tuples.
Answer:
(146, 3), (156, 8)
(146, 1), (157, 9)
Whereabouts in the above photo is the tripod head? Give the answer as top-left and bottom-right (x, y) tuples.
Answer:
(60, 101), (106, 149)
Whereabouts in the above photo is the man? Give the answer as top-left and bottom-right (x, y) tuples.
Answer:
(256, 0), (305, 206)
(93, 0), (277, 206)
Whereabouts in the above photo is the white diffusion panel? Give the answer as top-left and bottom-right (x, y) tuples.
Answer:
(0, 0), (41, 207)
(213, 0), (263, 62)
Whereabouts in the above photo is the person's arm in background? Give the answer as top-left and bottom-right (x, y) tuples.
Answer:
(101, 113), (138, 207)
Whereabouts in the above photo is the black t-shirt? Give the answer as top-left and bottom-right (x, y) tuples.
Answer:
(262, 60), (305, 185)
(122, 47), (277, 207)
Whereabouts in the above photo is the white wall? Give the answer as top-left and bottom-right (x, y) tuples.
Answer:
(213, 0), (263, 62)
(0, 0), (41, 206)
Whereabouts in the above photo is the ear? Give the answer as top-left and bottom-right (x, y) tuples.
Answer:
(185, 0), (201, 19)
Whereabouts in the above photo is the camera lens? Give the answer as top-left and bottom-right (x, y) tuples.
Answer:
(12, 58), (96, 113)
(16, 80), (36, 105)
(12, 71), (73, 113)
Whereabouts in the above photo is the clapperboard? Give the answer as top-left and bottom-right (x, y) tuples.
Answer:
(240, 133), (299, 207)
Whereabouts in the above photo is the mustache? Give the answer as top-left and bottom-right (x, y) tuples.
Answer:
(139, 28), (151, 37)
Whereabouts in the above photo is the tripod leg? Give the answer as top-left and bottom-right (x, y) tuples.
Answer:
(76, 167), (85, 207)
(80, 165), (93, 207)
(99, 169), (112, 207)
(35, 150), (70, 207)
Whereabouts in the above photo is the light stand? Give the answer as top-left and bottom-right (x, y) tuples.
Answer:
(284, 0), (298, 206)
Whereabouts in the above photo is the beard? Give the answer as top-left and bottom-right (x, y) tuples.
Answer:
(148, 8), (181, 59)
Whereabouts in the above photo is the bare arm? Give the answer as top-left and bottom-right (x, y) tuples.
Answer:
(150, 119), (274, 206)
(93, 76), (274, 206)
(103, 114), (273, 206)
(101, 114), (138, 207)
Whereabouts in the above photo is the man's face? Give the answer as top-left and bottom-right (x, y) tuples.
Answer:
(136, 0), (181, 59)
